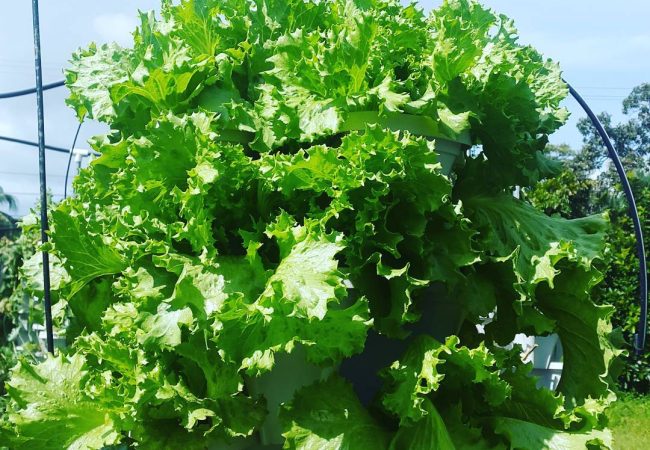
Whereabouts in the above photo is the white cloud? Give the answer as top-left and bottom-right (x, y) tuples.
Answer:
(92, 13), (138, 46)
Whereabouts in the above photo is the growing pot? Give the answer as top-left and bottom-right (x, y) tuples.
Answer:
(232, 113), (469, 446)
(340, 111), (472, 176)
(218, 111), (471, 177)
(339, 282), (465, 405)
(334, 114), (469, 403)
(239, 283), (464, 448)
(246, 346), (335, 446)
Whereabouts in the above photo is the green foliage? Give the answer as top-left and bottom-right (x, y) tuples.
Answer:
(0, 237), (22, 390)
(0, 346), (16, 419)
(575, 84), (650, 176)
(0, 216), (41, 420)
(0, 1), (620, 449)
(527, 83), (650, 395)
(530, 169), (650, 394)
(526, 169), (594, 219)
(594, 173), (650, 393)
(0, 216), (45, 333)
(606, 394), (650, 450)
(280, 376), (392, 449)
(623, 84), (650, 148)
(4, 354), (121, 449)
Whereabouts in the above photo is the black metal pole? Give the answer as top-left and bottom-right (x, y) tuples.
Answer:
(64, 121), (83, 199)
(567, 82), (648, 355)
(0, 80), (64, 99)
(0, 134), (69, 154)
(31, 0), (54, 354)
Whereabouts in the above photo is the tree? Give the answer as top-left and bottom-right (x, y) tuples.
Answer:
(623, 83), (650, 149)
(575, 83), (650, 176)
(0, 187), (15, 211)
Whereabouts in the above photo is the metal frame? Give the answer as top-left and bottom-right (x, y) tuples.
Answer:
(567, 82), (648, 354)
(31, 0), (54, 354)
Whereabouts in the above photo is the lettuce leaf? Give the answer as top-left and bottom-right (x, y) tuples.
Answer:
(4, 355), (120, 450)
(280, 376), (391, 449)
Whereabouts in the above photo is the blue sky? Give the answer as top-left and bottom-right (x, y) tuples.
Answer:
(1, 0), (649, 218)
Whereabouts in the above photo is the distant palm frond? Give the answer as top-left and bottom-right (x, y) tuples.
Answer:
(0, 186), (16, 210)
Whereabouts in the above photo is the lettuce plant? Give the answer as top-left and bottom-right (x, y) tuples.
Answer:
(0, 1), (621, 449)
